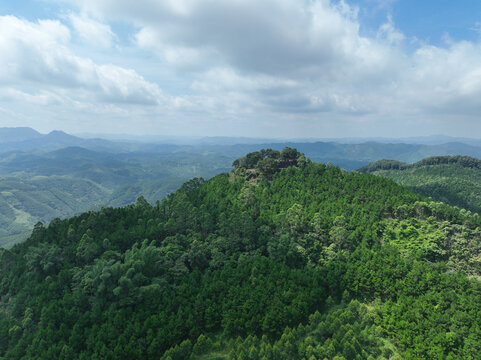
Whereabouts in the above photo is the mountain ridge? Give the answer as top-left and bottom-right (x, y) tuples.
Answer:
(359, 155), (481, 214)
(0, 127), (43, 143)
(1, 150), (481, 359)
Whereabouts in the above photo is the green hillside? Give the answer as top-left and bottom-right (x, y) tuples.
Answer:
(0, 148), (233, 248)
(1, 149), (481, 359)
(0, 176), (110, 248)
(6, 137), (481, 248)
(359, 156), (481, 214)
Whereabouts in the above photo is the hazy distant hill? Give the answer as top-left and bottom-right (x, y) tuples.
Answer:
(78, 131), (481, 146)
(0, 127), (43, 143)
(0, 128), (145, 153)
(0, 147), (233, 247)
(359, 155), (481, 214)
(5, 127), (481, 169)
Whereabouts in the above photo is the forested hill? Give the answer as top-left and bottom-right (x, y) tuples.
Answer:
(359, 155), (481, 213)
(1, 149), (481, 359)
(0, 147), (232, 248)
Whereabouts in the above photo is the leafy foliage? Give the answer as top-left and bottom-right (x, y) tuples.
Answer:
(232, 148), (305, 179)
(0, 150), (481, 359)
(360, 155), (481, 214)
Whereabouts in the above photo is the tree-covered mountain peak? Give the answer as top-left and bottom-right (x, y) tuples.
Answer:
(231, 147), (307, 180)
(1, 155), (481, 359)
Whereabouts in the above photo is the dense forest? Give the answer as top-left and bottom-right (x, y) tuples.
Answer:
(359, 156), (481, 214)
(1, 148), (481, 359)
(0, 148), (232, 248)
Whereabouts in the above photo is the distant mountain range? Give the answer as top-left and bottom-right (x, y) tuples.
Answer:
(4, 126), (481, 247)
(0, 127), (120, 152)
(77, 131), (481, 146)
(0, 127), (43, 143)
(6, 126), (481, 149)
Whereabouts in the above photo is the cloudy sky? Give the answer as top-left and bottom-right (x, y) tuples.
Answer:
(1, 0), (481, 138)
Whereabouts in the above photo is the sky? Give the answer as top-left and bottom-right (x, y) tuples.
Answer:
(1, 0), (481, 138)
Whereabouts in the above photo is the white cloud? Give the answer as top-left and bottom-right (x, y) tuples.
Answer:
(0, 88), (62, 106)
(472, 22), (481, 36)
(69, 14), (115, 48)
(405, 41), (481, 114)
(378, 15), (405, 44)
(61, 0), (481, 136)
(72, 1), (404, 110)
(371, 0), (398, 10)
(5, 0), (481, 137)
(0, 15), (168, 107)
(96, 65), (164, 105)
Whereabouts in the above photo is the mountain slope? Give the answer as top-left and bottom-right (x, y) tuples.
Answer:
(0, 129), (114, 152)
(1, 150), (481, 359)
(0, 128), (42, 143)
(359, 155), (481, 214)
(0, 175), (110, 248)
(0, 147), (233, 247)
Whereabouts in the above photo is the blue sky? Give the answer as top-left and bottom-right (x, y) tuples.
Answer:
(356, 0), (481, 43)
(5, 1), (481, 45)
(1, 0), (481, 138)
